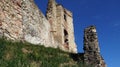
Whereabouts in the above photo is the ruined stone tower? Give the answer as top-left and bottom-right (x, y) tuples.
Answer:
(84, 26), (106, 67)
(0, 0), (77, 53)
(0, 0), (107, 66)
(46, 0), (77, 53)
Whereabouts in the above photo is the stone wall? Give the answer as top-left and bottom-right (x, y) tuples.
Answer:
(83, 26), (106, 67)
(0, 0), (77, 53)
(0, 0), (23, 40)
(22, 0), (55, 47)
(0, 0), (55, 47)
(46, 0), (77, 53)
(0, 0), (106, 66)
(64, 9), (77, 53)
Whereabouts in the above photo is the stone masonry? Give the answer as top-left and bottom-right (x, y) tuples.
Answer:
(0, 0), (77, 53)
(0, 0), (106, 66)
(46, 0), (77, 53)
(84, 26), (106, 67)
(0, 0), (23, 40)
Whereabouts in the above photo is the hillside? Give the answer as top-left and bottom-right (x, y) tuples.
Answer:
(0, 0), (106, 67)
(0, 38), (91, 67)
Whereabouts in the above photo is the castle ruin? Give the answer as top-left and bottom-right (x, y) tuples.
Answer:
(46, 0), (77, 53)
(84, 26), (106, 67)
(0, 0), (106, 66)
(0, 0), (77, 53)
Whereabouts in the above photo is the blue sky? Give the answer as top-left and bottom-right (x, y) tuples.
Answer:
(34, 0), (120, 67)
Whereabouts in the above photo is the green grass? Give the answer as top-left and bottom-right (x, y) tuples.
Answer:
(0, 38), (93, 67)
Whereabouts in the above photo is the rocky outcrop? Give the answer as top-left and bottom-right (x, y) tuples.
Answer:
(83, 26), (106, 67)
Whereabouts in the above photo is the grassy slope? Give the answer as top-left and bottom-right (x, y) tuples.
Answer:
(0, 38), (89, 67)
